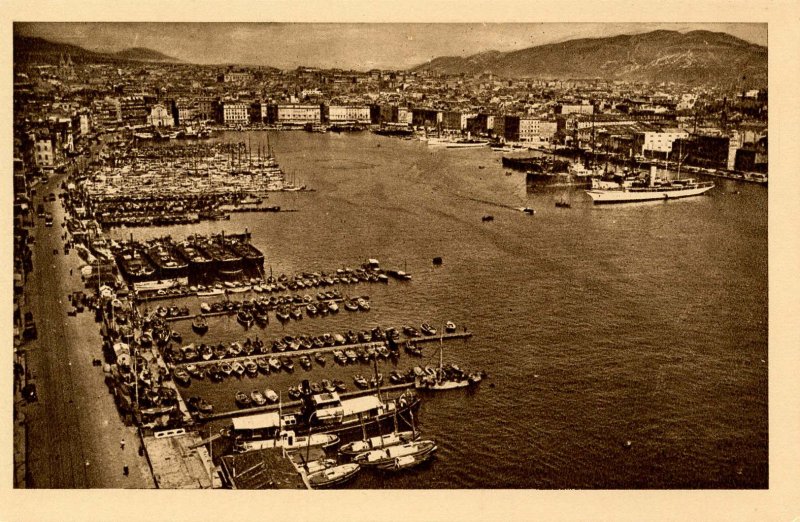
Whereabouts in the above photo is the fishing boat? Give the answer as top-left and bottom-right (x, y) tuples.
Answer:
(173, 367), (191, 386)
(199, 302), (212, 314)
(243, 358), (259, 376)
(353, 440), (438, 468)
(339, 430), (419, 458)
(231, 361), (246, 377)
(220, 361), (233, 376)
(404, 342), (422, 356)
(282, 357), (295, 372)
(420, 323), (437, 336)
(298, 355), (312, 370)
(200, 344), (214, 361)
(186, 396), (213, 415)
(237, 310), (254, 327)
(333, 379), (347, 392)
(314, 352), (326, 366)
(353, 374), (369, 389)
(357, 298), (370, 311)
(191, 315), (209, 334)
(256, 357), (271, 374)
(307, 463), (360, 489)
(268, 357), (282, 372)
(416, 334), (471, 391)
(250, 389), (267, 406)
(379, 451), (436, 472)
(264, 389), (279, 403)
(186, 364), (205, 380)
(235, 391), (252, 408)
(287, 386), (302, 400)
(403, 325), (421, 338)
(445, 321), (456, 333)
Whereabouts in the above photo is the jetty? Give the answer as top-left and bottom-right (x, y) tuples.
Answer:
(170, 331), (473, 368)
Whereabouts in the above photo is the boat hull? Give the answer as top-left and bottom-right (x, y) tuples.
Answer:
(585, 183), (714, 204)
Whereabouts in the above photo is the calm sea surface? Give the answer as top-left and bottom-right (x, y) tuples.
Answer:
(110, 131), (768, 488)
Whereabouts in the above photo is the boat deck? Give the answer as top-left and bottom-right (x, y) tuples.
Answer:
(219, 447), (306, 489)
(198, 382), (414, 422)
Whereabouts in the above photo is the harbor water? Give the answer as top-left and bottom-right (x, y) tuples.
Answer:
(109, 131), (768, 488)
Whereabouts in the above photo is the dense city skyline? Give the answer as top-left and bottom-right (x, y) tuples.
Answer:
(15, 22), (767, 70)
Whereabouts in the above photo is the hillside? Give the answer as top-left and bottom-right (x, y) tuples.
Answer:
(14, 35), (179, 65)
(411, 30), (767, 87)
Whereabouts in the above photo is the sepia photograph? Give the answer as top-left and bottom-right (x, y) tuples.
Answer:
(4, 1), (799, 520)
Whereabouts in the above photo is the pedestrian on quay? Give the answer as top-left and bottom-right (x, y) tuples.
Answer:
(120, 438), (125, 450)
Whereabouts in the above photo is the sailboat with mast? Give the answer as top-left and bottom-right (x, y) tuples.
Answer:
(415, 329), (471, 391)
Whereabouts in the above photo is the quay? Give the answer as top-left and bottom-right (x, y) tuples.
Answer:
(170, 331), (473, 367)
(198, 382), (415, 422)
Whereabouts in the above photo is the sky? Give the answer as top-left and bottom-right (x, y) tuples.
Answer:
(15, 22), (767, 70)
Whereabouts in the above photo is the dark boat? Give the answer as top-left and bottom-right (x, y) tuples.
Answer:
(235, 391), (252, 408)
(237, 310), (254, 327)
(191, 315), (209, 334)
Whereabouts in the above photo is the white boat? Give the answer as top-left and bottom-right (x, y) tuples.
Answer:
(586, 160), (714, 204)
(353, 440), (438, 467)
(586, 178), (714, 204)
(264, 389), (279, 403)
(339, 430), (418, 457)
(307, 463), (360, 489)
(227, 285), (252, 294)
(235, 430), (340, 452)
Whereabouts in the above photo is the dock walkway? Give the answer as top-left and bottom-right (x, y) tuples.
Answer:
(172, 332), (473, 368)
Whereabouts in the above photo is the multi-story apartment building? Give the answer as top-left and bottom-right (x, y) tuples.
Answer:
(33, 134), (55, 170)
(270, 104), (322, 124)
(637, 130), (689, 157)
(327, 105), (371, 124)
(218, 101), (250, 125)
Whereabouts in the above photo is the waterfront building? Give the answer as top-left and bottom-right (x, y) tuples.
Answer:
(397, 107), (413, 125)
(672, 134), (731, 169)
(270, 104), (322, 124)
(412, 108), (441, 128)
(171, 99), (196, 126)
(636, 129), (690, 159)
(219, 101), (250, 125)
(326, 105), (371, 124)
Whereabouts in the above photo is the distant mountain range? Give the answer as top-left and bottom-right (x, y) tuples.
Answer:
(14, 35), (179, 64)
(411, 30), (767, 87)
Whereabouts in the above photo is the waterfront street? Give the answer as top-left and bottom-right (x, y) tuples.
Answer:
(17, 170), (153, 488)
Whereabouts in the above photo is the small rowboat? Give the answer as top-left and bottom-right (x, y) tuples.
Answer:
(235, 391), (251, 408)
(250, 389), (267, 406)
